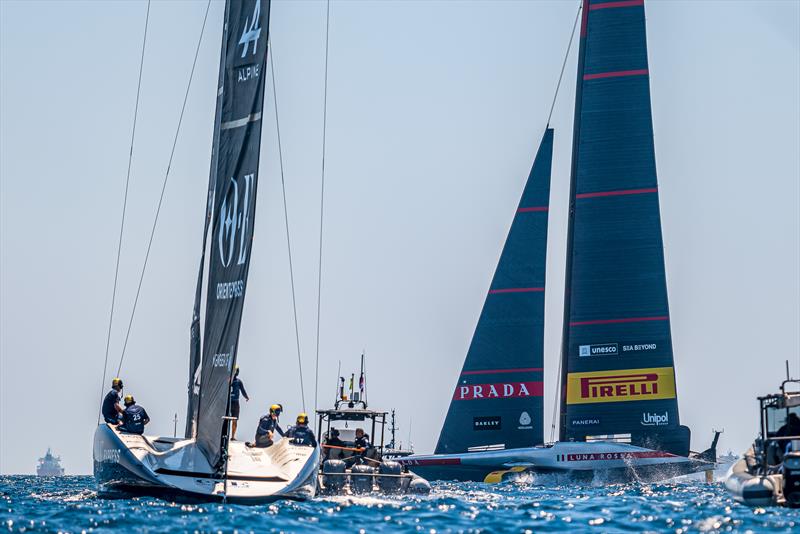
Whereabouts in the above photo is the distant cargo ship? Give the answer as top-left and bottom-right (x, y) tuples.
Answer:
(36, 448), (65, 477)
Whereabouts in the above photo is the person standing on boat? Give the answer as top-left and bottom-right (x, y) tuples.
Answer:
(118, 395), (150, 435)
(248, 404), (284, 448)
(323, 428), (345, 459)
(101, 377), (124, 424)
(285, 413), (317, 447)
(345, 428), (371, 466)
(229, 366), (249, 441)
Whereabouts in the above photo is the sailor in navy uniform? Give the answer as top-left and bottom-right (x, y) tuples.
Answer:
(285, 413), (317, 447)
(118, 395), (150, 435)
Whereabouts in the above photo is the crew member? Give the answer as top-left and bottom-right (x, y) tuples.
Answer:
(323, 427), (345, 460)
(346, 428), (371, 466)
(229, 366), (249, 441)
(285, 413), (317, 447)
(118, 395), (150, 435)
(248, 404), (284, 448)
(101, 378), (124, 424)
(777, 413), (800, 438)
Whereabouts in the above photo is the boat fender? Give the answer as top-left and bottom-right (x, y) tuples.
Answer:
(377, 461), (402, 493)
(408, 475), (432, 494)
(350, 464), (374, 494)
(322, 459), (346, 492)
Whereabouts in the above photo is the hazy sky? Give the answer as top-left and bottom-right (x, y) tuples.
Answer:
(1, 0), (798, 475)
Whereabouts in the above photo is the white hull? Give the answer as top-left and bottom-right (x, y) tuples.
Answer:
(93, 424), (319, 503)
(399, 441), (714, 483)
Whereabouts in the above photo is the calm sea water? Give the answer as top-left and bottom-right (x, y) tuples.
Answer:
(2, 475), (799, 533)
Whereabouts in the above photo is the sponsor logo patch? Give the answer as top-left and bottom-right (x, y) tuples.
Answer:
(566, 367), (676, 405)
(473, 416), (501, 431)
(578, 343), (618, 357)
(641, 411), (669, 426)
(570, 418), (600, 426)
(622, 343), (658, 352)
(454, 381), (543, 401)
(518, 411), (532, 430)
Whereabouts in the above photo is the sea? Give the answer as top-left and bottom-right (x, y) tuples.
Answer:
(2, 475), (799, 533)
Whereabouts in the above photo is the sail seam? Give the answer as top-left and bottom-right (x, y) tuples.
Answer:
(570, 315), (669, 326)
(583, 69), (648, 80)
(462, 367), (543, 375)
(517, 206), (549, 213)
(589, 0), (644, 11)
(576, 187), (657, 199)
(220, 112), (262, 130)
(488, 287), (544, 294)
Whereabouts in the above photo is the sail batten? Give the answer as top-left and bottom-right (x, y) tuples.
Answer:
(194, 0), (271, 468)
(559, 0), (685, 455)
(435, 129), (553, 454)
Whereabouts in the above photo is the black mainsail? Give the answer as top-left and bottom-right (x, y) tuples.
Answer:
(559, 0), (688, 456)
(195, 0), (271, 468)
(185, 1), (230, 440)
(435, 129), (553, 454)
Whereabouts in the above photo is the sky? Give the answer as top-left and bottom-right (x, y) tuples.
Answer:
(1, 0), (798, 475)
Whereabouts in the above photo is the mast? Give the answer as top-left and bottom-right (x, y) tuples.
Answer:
(558, 0), (589, 442)
(435, 129), (553, 454)
(559, 0), (686, 455)
(195, 0), (272, 469)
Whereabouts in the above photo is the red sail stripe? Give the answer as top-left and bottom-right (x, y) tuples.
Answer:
(517, 206), (549, 213)
(570, 316), (669, 326)
(583, 69), (648, 80)
(575, 187), (657, 199)
(589, 0), (644, 11)
(462, 367), (543, 375)
(488, 287), (544, 294)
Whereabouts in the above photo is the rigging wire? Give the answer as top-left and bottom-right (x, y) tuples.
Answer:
(546, 2), (581, 127)
(548, 1), (582, 440)
(269, 41), (307, 413)
(314, 0), (332, 411)
(98, 0), (150, 422)
(116, 0), (212, 376)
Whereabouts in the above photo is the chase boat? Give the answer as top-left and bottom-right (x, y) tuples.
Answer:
(725, 379), (800, 507)
(316, 369), (431, 495)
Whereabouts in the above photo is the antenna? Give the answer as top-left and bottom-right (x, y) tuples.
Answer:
(173, 413), (178, 438)
(334, 360), (341, 406)
(787, 359), (791, 381)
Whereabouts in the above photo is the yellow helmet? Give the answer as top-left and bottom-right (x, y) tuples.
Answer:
(270, 404), (283, 415)
(296, 413), (308, 425)
(112, 377), (124, 388)
(124, 394), (135, 405)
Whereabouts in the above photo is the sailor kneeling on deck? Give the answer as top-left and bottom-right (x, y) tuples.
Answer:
(248, 404), (284, 448)
(118, 395), (150, 435)
(285, 413), (317, 447)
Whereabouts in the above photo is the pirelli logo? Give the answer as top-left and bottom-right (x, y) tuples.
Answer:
(566, 367), (676, 405)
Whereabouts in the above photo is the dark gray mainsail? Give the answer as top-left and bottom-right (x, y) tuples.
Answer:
(435, 129), (553, 454)
(195, 0), (271, 468)
(185, 2), (229, 440)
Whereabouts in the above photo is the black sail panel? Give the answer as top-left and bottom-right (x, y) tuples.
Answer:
(435, 129), (553, 454)
(185, 3), (228, 439)
(196, 0), (271, 468)
(560, 0), (685, 455)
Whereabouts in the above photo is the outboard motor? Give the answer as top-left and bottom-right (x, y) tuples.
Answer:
(377, 461), (402, 493)
(783, 448), (800, 507)
(322, 459), (346, 492)
(350, 464), (375, 493)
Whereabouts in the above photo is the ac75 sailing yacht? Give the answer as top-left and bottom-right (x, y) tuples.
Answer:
(400, 0), (716, 482)
(93, 0), (319, 503)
